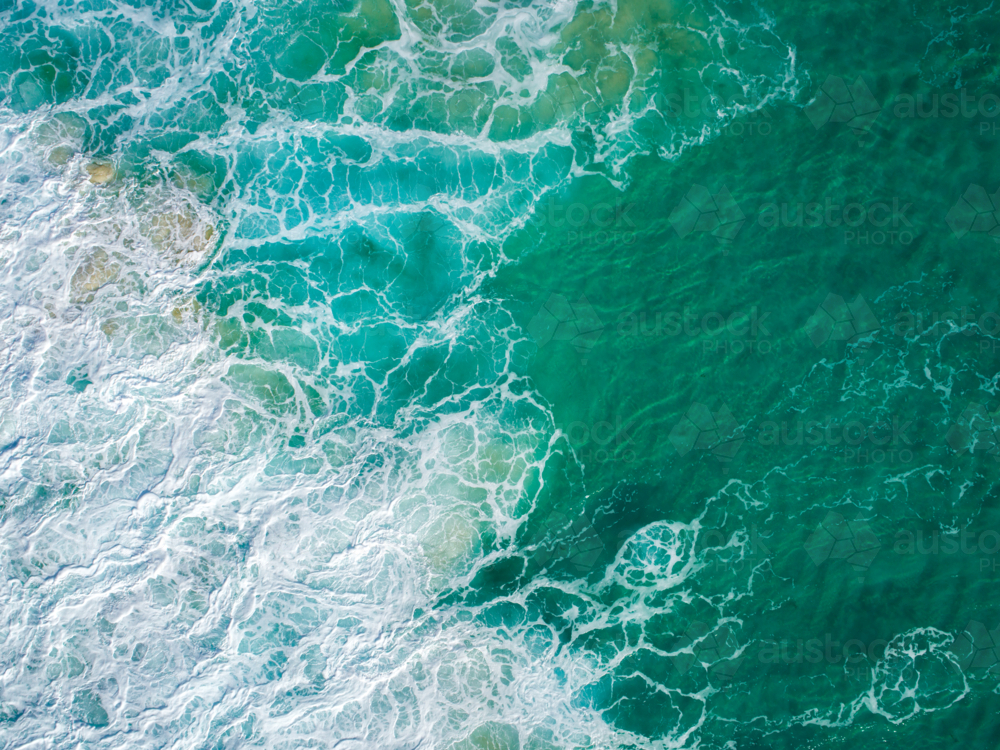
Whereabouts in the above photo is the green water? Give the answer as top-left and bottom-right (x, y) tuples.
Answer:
(1, 0), (1000, 746)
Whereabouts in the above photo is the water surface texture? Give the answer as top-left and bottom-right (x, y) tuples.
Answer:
(2, 0), (1000, 747)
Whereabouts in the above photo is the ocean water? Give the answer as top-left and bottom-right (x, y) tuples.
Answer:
(2, 0), (1000, 746)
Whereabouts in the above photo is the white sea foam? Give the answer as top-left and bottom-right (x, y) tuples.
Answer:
(0, 0), (802, 745)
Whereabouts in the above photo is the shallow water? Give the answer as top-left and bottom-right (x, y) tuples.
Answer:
(1, 0), (1000, 747)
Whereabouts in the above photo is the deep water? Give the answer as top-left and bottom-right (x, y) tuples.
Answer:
(2, 0), (1000, 747)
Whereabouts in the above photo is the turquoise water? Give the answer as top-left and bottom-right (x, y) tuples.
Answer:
(2, 0), (1000, 746)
